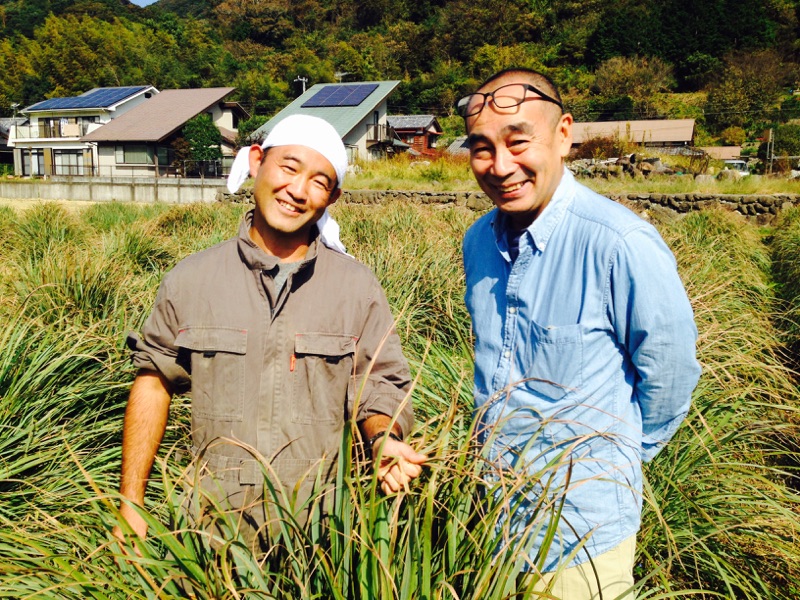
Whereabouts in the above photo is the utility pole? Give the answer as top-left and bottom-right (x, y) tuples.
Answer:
(767, 128), (774, 175)
(293, 76), (308, 94)
(10, 102), (19, 176)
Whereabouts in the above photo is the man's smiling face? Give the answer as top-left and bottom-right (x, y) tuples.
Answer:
(249, 144), (340, 246)
(466, 74), (573, 230)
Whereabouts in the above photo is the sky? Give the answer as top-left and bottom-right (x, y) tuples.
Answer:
(130, 0), (158, 6)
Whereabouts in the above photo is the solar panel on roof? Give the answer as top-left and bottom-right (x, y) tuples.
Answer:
(28, 86), (148, 111)
(301, 84), (378, 108)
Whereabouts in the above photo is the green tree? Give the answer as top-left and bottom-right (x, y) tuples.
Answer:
(720, 126), (746, 146)
(593, 55), (675, 118)
(235, 115), (269, 146)
(705, 50), (789, 133)
(183, 114), (222, 162)
(588, 0), (781, 90)
(769, 123), (800, 157)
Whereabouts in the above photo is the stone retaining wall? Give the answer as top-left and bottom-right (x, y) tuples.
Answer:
(222, 187), (800, 222)
(2, 179), (798, 222)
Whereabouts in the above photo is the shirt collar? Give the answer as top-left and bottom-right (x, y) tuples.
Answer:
(491, 166), (575, 254)
(236, 209), (320, 271)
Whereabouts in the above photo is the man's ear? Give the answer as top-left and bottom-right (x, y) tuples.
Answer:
(557, 113), (574, 159)
(327, 188), (342, 206)
(248, 145), (264, 178)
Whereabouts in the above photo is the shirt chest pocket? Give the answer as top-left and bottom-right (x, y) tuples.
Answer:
(523, 321), (583, 401)
(292, 333), (356, 425)
(175, 326), (247, 421)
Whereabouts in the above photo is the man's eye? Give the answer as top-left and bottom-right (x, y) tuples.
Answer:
(313, 179), (329, 190)
(471, 146), (491, 158)
(281, 164), (296, 173)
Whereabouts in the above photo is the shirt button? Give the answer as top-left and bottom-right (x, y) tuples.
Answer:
(508, 307), (517, 314)
(503, 349), (511, 358)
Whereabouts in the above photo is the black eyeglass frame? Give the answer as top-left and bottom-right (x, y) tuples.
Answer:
(455, 83), (563, 119)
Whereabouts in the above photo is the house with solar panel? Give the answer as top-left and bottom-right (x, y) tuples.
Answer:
(82, 87), (248, 177)
(250, 81), (405, 162)
(10, 86), (158, 177)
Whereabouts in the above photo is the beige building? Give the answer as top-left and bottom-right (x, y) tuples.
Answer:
(10, 86), (158, 176)
(82, 88), (248, 177)
(572, 119), (696, 149)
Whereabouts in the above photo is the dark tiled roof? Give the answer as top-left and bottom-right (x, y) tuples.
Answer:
(387, 115), (438, 130)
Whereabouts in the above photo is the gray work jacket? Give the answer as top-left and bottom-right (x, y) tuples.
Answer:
(128, 212), (413, 509)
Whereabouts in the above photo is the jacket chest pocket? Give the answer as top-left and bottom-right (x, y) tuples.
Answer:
(176, 326), (247, 421)
(523, 321), (583, 401)
(292, 333), (356, 425)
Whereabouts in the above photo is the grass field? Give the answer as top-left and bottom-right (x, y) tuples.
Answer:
(0, 200), (798, 599)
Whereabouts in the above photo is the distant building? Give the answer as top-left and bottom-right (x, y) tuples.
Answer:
(447, 136), (469, 156)
(387, 115), (442, 156)
(251, 81), (402, 162)
(10, 86), (158, 176)
(82, 87), (247, 177)
(697, 146), (742, 160)
(0, 117), (25, 170)
(572, 119), (696, 149)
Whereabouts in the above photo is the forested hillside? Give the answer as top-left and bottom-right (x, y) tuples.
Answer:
(2, 0), (800, 146)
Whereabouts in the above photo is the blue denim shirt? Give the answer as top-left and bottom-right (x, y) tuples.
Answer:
(463, 169), (701, 572)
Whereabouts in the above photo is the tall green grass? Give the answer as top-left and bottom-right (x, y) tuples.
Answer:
(641, 209), (800, 597)
(0, 201), (797, 598)
(770, 206), (800, 367)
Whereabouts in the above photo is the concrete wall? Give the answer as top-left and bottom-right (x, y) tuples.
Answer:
(0, 176), (225, 203)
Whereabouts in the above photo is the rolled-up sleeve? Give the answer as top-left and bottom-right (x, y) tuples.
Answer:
(127, 273), (191, 392)
(350, 278), (414, 438)
(609, 225), (701, 462)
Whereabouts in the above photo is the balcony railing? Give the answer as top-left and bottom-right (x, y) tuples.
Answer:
(366, 123), (394, 143)
(11, 122), (92, 140)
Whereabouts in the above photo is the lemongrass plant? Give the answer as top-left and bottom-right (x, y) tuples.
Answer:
(0, 202), (798, 598)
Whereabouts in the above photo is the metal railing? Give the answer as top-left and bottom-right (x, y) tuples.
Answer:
(12, 122), (93, 140)
(46, 160), (233, 179)
(366, 124), (394, 143)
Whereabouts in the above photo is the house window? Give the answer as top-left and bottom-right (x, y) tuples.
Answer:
(53, 150), (83, 175)
(157, 146), (170, 166)
(23, 150), (45, 176)
(115, 144), (153, 164)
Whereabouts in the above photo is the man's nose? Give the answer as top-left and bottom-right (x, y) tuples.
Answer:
(285, 176), (309, 201)
(490, 146), (516, 178)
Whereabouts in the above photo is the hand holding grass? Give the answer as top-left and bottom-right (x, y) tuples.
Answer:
(371, 434), (427, 495)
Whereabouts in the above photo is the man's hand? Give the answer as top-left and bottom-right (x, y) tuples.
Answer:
(113, 502), (149, 540)
(112, 502), (148, 556)
(371, 434), (427, 495)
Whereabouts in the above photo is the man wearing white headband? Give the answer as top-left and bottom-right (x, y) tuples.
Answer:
(115, 114), (425, 552)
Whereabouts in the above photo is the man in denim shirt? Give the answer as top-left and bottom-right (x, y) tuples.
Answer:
(459, 68), (701, 598)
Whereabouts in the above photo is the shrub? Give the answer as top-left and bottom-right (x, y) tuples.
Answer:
(571, 135), (629, 160)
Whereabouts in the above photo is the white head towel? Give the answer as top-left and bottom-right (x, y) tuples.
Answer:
(226, 114), (349, 254)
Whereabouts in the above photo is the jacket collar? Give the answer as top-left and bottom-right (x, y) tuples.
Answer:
(236, 210), (321, 271)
